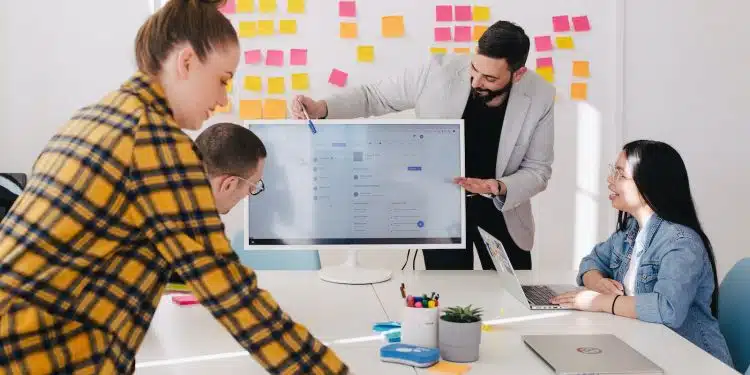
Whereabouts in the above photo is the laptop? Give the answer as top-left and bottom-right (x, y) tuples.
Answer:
(477, 226), (578, 310)
(523, 334), (664, 375)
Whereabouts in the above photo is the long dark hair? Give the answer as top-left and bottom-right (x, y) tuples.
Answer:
(615, 140), (719, 317)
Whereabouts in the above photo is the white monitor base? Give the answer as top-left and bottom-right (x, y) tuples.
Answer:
(318, 249), (392, 285)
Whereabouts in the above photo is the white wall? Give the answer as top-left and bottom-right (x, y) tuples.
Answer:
(623, 0), (750, 279)
(1, 1), (747, 279)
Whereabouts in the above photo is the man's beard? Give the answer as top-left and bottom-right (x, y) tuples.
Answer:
(471, 79), (513, 105)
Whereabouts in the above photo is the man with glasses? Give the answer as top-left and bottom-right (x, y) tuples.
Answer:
(168, 122), (266, 287)
(291, 20), (554, 271)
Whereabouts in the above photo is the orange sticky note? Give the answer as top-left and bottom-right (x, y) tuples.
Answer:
(259, 0), (276, 13)
(240, 100), (262, 119)
(244, 76), (262, 91)
(472, 5), (490, 21)
(279, 19), (297, 34)
(472, 25), (488, 41)
(571, 82), (588, 100)
(267, 77), (285, 94)
(382, 15), (405, 38)
(573, 61), (590, 77)
(239, 21), (257, 38)
(428, 361), (471, 374)
(258, 20), (275, 35)
(454, 47), (471, 55)
(430, 47), (447, 55)
(237, 0), (254, 13)
(287, 0), (304, 13)
(340, 22), (358, 39)
(263, 99), (287, 119)
(291, 73), (309, 90)
(357, 45), (374, 62)
(556, 36), (574, 49)
(536, 67), (554, 83)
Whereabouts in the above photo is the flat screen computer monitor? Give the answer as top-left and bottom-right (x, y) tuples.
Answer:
(244, 119), (465, 284)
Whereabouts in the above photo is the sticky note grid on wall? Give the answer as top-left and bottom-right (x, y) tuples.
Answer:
(216, 0), (603, 119)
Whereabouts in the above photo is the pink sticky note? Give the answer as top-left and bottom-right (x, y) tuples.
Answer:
(244, 49), (262, 64)
(172, 294), (199, 306)
(219, 0), (236, 14)
(434, 27), (452, 42)
(436, 5), (453, 22)
(572, 15), (591, 31)
(290, 48), (307, 66)
(339, 1), (356, 17)
(534, 36), (553, 52)
(328, 68), (348, 87)
(552, 15), (571, 32)
(265, 50), (284, 66)
(454, 26), (471, 42)
(536, 57), (553, 69)
(454, 5), (472, 21)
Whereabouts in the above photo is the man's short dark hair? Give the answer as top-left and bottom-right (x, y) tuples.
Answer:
(477, 20), (530, 72)
(195, 122), (267, 178)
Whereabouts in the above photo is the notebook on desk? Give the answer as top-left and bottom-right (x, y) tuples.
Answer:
(523, 334), (664, 375)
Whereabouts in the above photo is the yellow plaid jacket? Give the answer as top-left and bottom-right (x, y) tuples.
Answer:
(0, 73), (349, 374)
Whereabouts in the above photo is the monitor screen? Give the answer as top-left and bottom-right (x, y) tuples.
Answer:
(244, 119), (465, 249)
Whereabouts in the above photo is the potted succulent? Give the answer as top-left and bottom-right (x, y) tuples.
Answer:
(438, 305), (483, 362)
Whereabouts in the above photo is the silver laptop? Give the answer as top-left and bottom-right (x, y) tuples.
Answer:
(477, 226), (578, 309)
(523, 334), (664, 375)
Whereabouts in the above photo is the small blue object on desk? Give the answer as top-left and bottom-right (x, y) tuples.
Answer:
(373, 321), (402, 343)
(379, 343), (440, 368)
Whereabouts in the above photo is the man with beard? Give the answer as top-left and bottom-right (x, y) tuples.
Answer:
(291, 20), (554, 271)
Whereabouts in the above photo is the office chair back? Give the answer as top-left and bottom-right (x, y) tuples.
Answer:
(718, 257), (750, 372)
(230, 231), (321, 270)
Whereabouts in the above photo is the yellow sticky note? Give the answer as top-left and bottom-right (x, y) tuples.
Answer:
(240, 100), (262, 120)
(263, 99), (287, 119)
(226, 79), (233, 93)
(472, 6), (490, 21)
(428, 361), (471, 374)
(244, 76), (262, 91)
(287, 0), (305, 13)
(454, 47), (471, 55)
(267, 77), (285, 94)
(556, 36), (575, 49)
(215, 101), (232, 113)
(259, 0), (276, 13)
(382, 15), (405, 38)
(239, 21), (257, 38)
(430, 47), (447, 55)
(279, 19), (297, 34)
(571, 82), (588, 100)
(573, 61), (590, 77)
(237, 0), (254, 13)
(536, 67), (554, 83)
(357, 45), (374, 62)
(473, 25), (488, 41)
(291, 73), (310, 90)
(340, 22), (358, 39)
(258, 20), (275, 35)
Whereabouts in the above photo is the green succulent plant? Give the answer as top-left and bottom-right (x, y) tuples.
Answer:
(440, 304), (483, 323)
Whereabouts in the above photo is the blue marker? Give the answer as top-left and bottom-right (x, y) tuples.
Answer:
(298, 98), (317, 134)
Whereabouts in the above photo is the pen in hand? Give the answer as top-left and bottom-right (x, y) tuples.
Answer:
(297, 97), (317, 134)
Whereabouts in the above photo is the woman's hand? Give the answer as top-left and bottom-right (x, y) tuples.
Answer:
(550, 290), (612, 312)
(591, 277), (625, 295)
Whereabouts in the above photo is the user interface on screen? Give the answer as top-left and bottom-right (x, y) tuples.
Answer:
(246, 121), (463, 246)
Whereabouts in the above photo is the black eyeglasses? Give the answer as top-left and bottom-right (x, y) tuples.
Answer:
(236, 176), (265, 196)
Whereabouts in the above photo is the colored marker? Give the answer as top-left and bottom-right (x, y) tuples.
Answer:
(298, 98), (317, 134)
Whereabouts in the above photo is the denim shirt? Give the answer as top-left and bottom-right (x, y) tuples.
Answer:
(577, 215), (734, 368)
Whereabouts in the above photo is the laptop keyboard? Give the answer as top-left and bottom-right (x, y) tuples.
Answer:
(522, 285), (557, 306)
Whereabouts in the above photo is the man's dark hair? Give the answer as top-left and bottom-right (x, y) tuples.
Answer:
(195, 122), (267, 178)
(477, 20), (530, 72)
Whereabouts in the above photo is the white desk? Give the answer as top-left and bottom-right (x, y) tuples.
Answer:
(135, 270), (739, 374)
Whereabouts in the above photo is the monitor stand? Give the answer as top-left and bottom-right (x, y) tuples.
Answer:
(318, 249), (392, 285)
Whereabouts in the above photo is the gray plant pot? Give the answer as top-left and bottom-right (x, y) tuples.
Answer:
(437, 317), (482, 363)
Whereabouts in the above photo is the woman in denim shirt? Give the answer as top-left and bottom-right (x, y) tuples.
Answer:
(551, 140), (733, 367)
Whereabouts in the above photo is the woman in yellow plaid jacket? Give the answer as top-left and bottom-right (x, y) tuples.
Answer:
(0, 0), (349, 374)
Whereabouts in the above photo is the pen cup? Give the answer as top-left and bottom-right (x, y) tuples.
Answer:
(400, 306), (439, 348)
